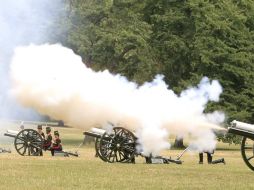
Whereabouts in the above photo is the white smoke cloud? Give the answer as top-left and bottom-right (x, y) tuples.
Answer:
(0, 0), (63, 120)
(10, 44), (225, 155)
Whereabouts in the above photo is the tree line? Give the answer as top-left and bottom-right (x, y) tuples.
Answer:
(51, 0), (254, 144)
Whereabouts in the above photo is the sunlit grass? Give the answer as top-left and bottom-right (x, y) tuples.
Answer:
(0, 121), (253, 190)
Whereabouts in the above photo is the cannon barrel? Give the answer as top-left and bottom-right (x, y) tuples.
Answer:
(4, 130), (19, 138)
(84, 131), (102, 138)
(83, 127), (106, 138)
(228, 120), (254, 139)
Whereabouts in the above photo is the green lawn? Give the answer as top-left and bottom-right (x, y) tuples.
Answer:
(0, 121), (253, 190)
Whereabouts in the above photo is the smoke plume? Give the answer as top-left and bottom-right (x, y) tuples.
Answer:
(0, 0), (63, 120)
(10, 44), (225, 155)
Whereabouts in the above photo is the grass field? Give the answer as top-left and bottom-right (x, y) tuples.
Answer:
(0, 121), (253, 190)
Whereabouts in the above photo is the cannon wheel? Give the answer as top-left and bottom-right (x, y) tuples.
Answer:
(95, 138), (108, 162)
(14, 129), (43, 156)
(241, 136), (254, 171)
(99, 127), (136, 163)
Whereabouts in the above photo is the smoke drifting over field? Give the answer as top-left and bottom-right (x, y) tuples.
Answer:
(0, 0), (62, 119)
(10, 44), (225, 155)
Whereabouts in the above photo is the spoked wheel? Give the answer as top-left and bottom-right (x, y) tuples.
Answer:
(14, 129), (43, 156)
(95, 138), (107, 162)
(241, 137), (254, 171)
(99, 127), (136, 163)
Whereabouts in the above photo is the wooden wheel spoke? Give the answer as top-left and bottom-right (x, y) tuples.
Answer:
(247, 156), (254, 161)
(244, 146), (253, 150)
(123, 142), (135, 146)
(30, 143), (41, 150)
(119, 151), (127, 159)
(115, 150), (119, 162)
(22, 146), (27, 155)
(16, 136), (26, 142)
(17, 144), (25, 151)
(16, 142), (25, 145)
(105, 149), (114, 158)
(122, 146), (135, 152)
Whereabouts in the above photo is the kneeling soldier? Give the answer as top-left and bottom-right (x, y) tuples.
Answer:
(51, 131), (62, 156)
(199, 150), (225, 164)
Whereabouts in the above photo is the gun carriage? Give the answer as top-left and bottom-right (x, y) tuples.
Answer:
(84, 126), (183, 164)
(228, 120), (254, 171)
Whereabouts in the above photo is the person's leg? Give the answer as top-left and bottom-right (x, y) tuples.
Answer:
(51, 149), (54, 156)
(207, 152), (212, 164)
(199, 153), (203, 164)
(212, 158), (225, 164)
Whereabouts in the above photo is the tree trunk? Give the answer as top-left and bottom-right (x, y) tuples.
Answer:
(173, 138), (185, 148)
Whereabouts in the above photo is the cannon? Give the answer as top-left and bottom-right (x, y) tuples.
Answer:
(228, 120), (254, 171)
(4, 129), (78, 157)
(4, 129), (44, 156)
(84, 126), (183, 164)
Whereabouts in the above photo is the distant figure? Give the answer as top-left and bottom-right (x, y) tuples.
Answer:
(43, 127), (52, 150)
(20, 121), (24, 130)
(50, 131), (62, 156)
(20, 125), (24, 130)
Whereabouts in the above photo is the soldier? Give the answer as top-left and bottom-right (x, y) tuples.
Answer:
(37, 125), (45, 156)
(50, 131), (62, 156)
(37, 125), (45, 139)
(199, 150), (214, 164)
(199, 150), (225, 164)
(43, 127), (52, 150)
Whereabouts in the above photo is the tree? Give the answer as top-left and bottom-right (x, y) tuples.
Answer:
(60, 0), (159, 83)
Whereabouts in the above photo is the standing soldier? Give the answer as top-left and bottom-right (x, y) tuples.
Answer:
(37, 125), (45, 139)
(43, 127), (52, 151)
(50, 131), (62, 156)
(37, 124), (45, 156)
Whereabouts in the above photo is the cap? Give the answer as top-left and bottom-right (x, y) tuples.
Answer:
(46, 126), (51, 132)
(54, 131), (59, 136)
(37, 125), (42, 129)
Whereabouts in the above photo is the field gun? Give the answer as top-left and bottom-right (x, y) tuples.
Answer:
(84, 126), (184, 164)
(228, 120), (254, 171)
(4, 128), (78, 157)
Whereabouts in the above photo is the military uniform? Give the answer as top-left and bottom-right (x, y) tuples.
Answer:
(199, 150), (214, 164)
(37, 125), (45, 139)
(43, 127), (52, 150)
(37, 125), (45, 156)
(51, 131), (63, 156)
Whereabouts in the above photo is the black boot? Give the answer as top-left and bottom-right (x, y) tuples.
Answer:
(212, 158), (225, 164)
(199, 153), (203, 164)
(207, 153), (212, 164)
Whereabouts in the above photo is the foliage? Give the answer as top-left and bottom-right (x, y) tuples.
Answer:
(54, 0), (254, 144)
